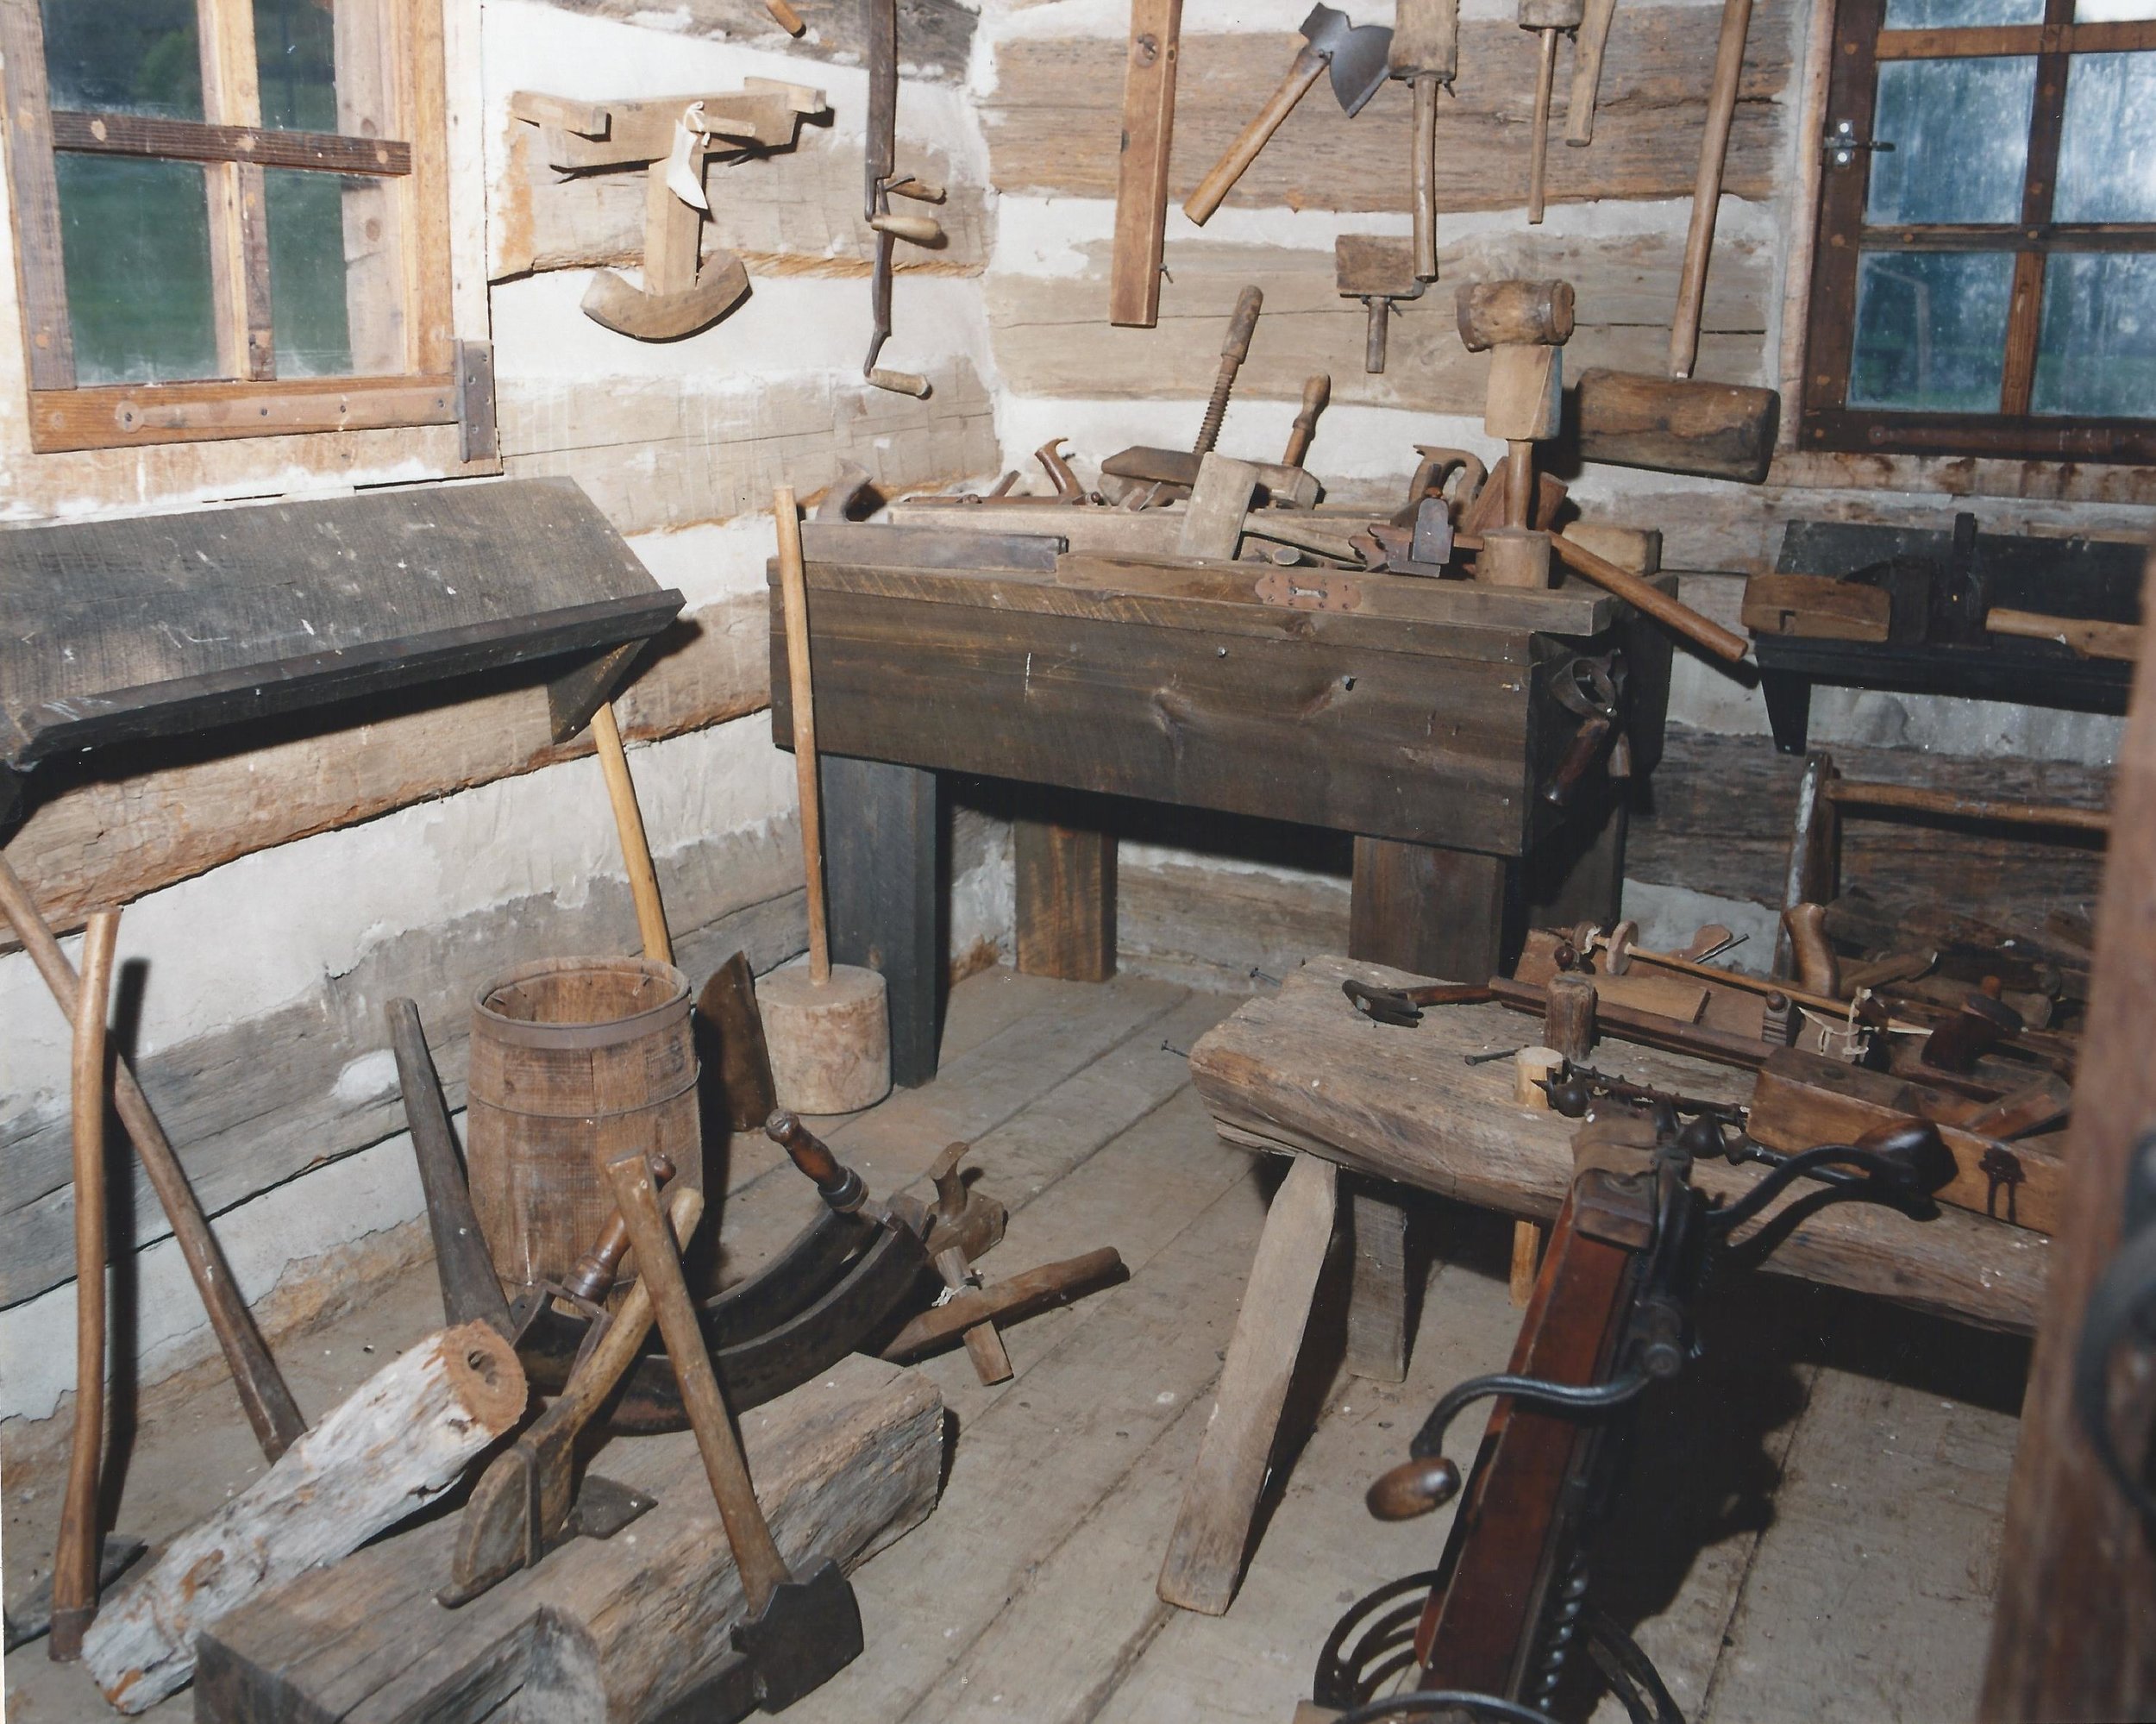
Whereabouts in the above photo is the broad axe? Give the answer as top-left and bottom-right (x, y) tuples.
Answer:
(1184, 5), (1393, 225)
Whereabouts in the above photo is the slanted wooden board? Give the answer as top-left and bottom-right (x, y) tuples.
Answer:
(194, 1355), (943, 1724)
(0, 478), (681, 777)
(1188, 957), (2049, 1333)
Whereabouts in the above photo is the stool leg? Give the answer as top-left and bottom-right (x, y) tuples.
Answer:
(1159, 1152), (1338, 1616)
(1344, 1187), (1410, 1383)
(1510, 1219), (1545, 1307)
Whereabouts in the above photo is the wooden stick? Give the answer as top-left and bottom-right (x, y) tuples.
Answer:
(591, 700), (673, 965)
(1824, 776), (2112, 833)
(1109, 0), (1184, 327)
(1986, 607), (2141, 662)
(1669, 0), (1753, 378)
(774, 486), (830, 985)
(604, 1150), (793, 1610)
(51, 907), (120, 1663)
(0, 856), (306, 1462)
(1549, 533), (1749, 663)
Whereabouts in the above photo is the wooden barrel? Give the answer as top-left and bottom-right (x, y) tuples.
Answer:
(465, 956), (701, 1292)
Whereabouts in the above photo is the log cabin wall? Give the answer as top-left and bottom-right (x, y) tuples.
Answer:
(968, 0), (2149, 981)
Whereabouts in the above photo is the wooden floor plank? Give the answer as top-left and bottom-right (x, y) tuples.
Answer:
(776, 1151), (1275, 1721)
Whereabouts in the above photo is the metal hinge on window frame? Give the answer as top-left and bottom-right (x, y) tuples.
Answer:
(1823, 118), (1896, 168)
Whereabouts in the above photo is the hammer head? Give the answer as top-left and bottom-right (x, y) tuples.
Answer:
(1300, 4), (1395, 114)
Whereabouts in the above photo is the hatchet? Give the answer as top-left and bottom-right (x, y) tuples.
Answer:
(1185, 5), (1393, 225)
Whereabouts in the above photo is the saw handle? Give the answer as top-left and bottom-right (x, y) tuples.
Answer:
(1550, 533), (1748, 664)
(1184, 44), (1326, 223)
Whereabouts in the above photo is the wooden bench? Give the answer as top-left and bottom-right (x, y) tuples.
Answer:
(1156, 955), (2051, 1616)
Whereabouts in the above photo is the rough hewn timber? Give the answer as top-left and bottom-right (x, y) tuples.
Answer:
(985, 3), (1792, 213)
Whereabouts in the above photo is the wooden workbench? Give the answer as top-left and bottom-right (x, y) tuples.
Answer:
(1157, 954), (2050, 1615)
(773, 525), (1672, 1084)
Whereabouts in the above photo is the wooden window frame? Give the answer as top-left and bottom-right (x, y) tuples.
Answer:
(1800, 0), (2156, 464)
(0, 0), (456, 454)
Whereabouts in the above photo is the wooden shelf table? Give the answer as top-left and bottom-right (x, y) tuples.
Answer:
(1158, 954), (2051, 1615)
(771, 527), (1673, 1086)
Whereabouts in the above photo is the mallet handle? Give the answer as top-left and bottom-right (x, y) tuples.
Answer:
(774, 487), (832, 984)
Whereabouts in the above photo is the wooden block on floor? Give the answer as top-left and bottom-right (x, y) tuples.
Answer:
(1159, 1151), (1338, 1616)
(194, 1356), (944, 1723)
(1016, 818), (1118, 982)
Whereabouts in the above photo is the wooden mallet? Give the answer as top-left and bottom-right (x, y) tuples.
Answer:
(1458, 278), (1572, 587)
(761, 487), (893, 1113)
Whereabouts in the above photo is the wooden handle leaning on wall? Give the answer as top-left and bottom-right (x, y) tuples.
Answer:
(1669, 0), (1754, 378)
(51, 907), (121, 1663)
(774, 486), (832, 984)
(1183, 46), (1326, 224)
(591, 701), (673, 966)
(0, 857), (308, 1464)
(1549, 534), (1749, 664)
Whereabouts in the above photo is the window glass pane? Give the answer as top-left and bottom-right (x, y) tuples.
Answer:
(265, 169), (354, 376)
(1849, 250), (2014, 411)
(2077, 0), (2156, 20)
(38, 0), (202, 119)
(1885, 0), (2042, 26)
(54, 154), (219, 385)
(1867, 59), (2036, 224)
(2056, 53), (2156, 221)
(254, 0), (341, 131)
(2033, 253), (2156, 417)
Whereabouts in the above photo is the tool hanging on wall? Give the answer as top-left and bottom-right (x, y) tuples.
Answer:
(1388, 0), (1457, 279)
(1184, 5), (1393, 225)
(508, 85), (828, 342)
(864, 0), (949, 395)
(1337, 235), (1426, 373)
(1564, 0), (1619, 145)
(1570, 0), (1781, 481)
(1111, 0), (1185, 326)
(1518, 0), (1584, 223)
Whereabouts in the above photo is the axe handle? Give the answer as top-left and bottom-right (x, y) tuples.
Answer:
(1671, 0), (1753, 377)
(1184, 43), (1325, 224)
(1412, 76), (1440, 279)
(605, 1150), (794, 1611)
(1565, 0), (1619, 146)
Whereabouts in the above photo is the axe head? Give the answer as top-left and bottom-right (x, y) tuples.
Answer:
(1300, 4), (1395, 115)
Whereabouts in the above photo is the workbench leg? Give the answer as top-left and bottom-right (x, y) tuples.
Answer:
(1015, 818), (1117, 982)
(1344, 1184), (1411, 1384)
(1526, 787), (1629, 934)
(1160, 1153), (1338, 1616)
(821, 755), (941, 1088)
(1350, 838), (1509, 983)
(1760, 669), (1814, 755)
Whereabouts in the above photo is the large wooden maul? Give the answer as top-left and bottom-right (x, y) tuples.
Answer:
(1461, 279), (1572, 572)
(1456, 279), (1575, 350)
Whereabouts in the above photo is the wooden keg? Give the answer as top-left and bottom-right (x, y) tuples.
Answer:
(465, 956), (701, 1293)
